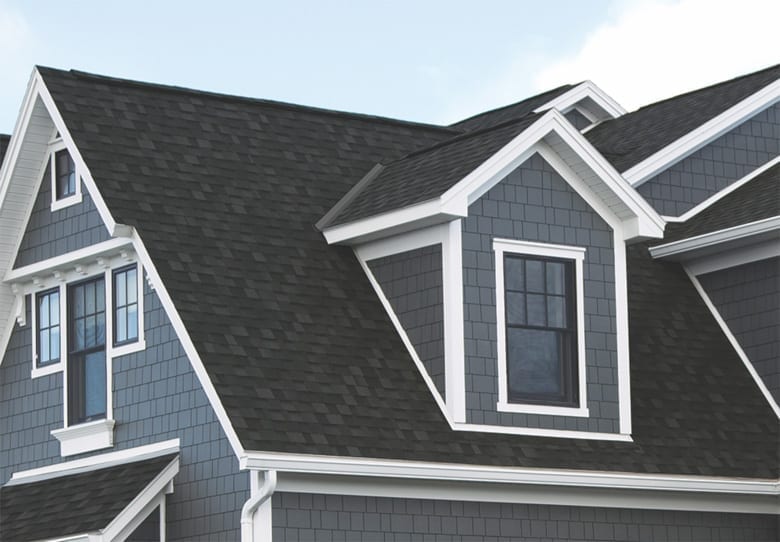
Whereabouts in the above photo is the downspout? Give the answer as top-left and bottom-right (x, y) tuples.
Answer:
(241, 469), (277, 542)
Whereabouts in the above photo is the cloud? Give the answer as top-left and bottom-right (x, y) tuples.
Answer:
(534, 0), (780, 111)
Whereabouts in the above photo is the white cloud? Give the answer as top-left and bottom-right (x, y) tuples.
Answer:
(534, 0), (780, 111)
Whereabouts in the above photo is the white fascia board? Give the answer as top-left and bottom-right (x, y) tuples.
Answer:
(354, 223), (449, 262)
(6, 439), (180, 486)
(241, 450), (779, 496)
(650, 217), (780, 259)
(625, 80), (780, 187)
(532, 80), (627, 118)
(686, 269), (780, 419)
(276, 473), (780, 515)
(686, 238), (780, 276)
(663, 156), (780, 224)
(102, 456), (179, 541)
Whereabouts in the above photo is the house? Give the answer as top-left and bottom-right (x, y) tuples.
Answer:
(0, 63), (777, 541)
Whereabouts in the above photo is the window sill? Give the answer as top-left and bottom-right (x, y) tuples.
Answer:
(497, 401), (590, 417)
(51, 419), (115, 457)
(50, 192), (83, 212)
(30, 360), (63, 379)
(111, 339), (146, 359)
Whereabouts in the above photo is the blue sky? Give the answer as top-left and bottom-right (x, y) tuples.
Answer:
(1, 0), (778, 134)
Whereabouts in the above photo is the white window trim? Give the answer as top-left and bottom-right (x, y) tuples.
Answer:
(51, 418), (116, 457)
(49, 138), (83, 211)
(30, 284), (66, 378)
(493, 239), (589, 417)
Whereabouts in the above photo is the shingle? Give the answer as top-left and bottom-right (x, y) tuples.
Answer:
(0, 133), (10, 167)
(35, 67), (779, 480)
(0, 454), (177, 541)
(587, 64), (780, 172)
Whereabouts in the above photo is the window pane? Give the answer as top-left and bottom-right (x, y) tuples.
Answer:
(116, 272), (126, 306)
(506, 292), (525, 325)
(116, 307), (127, 343)
(525, 260), (545, 293)
(84, 351), (106, 419)
(507, 328), (562, 397)
(73, 286), (85, 317)
(128, 305), (138, 340)
(505, 257), (524, 291)
(85, 315), (96, 346)
(39, 296), (49, 327)
(68, 172), (76, 195)
(50, 292), (59, 325)
(546, 262), (565, 295)
(86, 283), (95, 314)
(96, 283), (105, 312)
(527, 294), (546, 326)
(96, 313), (106, 345)
(40, 329), (50, 362)
(547, 296), (566, 328)
(50, 327), (60, 360)
(127, 268), (137, 304)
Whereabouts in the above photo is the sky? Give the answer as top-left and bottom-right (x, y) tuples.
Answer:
(0, 0), (778, 135)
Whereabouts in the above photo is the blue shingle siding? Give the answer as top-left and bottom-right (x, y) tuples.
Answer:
(638, 103), (780, 216)
(462, 153), (619, 432)
(272, 493), (778, 541)
(13, 164), (111, 268)
(368, 245), (446, 398)
(0, 283), (247, 540)
(564, 109), (592, 131)
(699, 257), (780, 403)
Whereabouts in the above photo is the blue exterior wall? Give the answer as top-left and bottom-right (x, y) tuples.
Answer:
(368, 245), (446, 398)
(638, 104), (780, 216)
(564, 109), (592, 131)
(699, 257), (780, 403)
(461, 153), (619, 432)
(14, 164), (110, 268)
(272, 493), (778, 541)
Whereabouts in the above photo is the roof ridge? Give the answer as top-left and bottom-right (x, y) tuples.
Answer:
(390, 112), (541, 165)
(450, 83), (575, 127)
(36, 66), (461, 136)
(630, 63), (780, 114)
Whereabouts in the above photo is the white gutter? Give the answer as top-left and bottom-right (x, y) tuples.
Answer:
(241, 469), (277, 542)
(650, 216), (780, 259)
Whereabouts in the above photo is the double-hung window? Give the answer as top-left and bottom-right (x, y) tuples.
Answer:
(113, 265), (139, 346)
(494, 239), (587, 416)
(54, 149), (76, 200)
(36, 288), (61, 367)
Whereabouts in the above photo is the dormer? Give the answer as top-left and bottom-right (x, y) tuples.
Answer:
(534, 81), (627, 132)
(319, 108), (664, 441)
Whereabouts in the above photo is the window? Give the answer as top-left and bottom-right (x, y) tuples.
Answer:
(503, 255), (576, 406)
(494, 239), (588, 416)
(36, 288), (60, 367)
(68, 276), (107, 425)
(113, 265), (139, 346)
(54, 149), (76, 200)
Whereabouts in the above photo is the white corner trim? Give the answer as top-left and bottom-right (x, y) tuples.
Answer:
(443, 220), (466, 422)
(686, 238), (780, 276)
(102, 455), (179, 542)
(625, 80), (780, 187)
(650, 217), (780, 259)
(685, 269), (780, 419)
(533, 80), (627, 118)
(612, 235), (632, 435)
(493, 239), (588, 418)
(276, 472), (779, 515)
(51, 418), (116, 457)
(663, 157), (780, 223)
(242, 450), (777, 496)
(7, 438), (180, 485)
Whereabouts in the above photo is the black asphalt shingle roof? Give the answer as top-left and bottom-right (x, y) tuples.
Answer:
(37, 67), (779, 479)
(324, 114), (540, 227)
(450, 84), (573, 131)
(0, 134), (10, 167)
(587, 64), (780, 172)
(662, 163), (780, 244)
(0, 454), (176, 541)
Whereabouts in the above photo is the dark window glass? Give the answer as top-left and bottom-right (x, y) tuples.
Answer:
(503, 254), (578, 406)
(55, 149), (76, 199)
(36, 289), (60, 366)
(68, 276), (106, 425)
(113, 265), (139, 346)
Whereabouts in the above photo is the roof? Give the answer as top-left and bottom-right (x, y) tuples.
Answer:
(36, 67), (778, 478)
(324, 114), (540, 227)
(0, 133), (10, 166)
(450, 84), (574, 131)
(662, 163), (779, 243)
(0, 454), (176, 541)
(586, 64), (780, 172)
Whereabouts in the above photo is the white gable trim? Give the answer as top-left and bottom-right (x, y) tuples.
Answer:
(625, 79), (780, 187)
(685, 239), (779, 276)
(663, 156), (780, 223)
(686, 269), (780, 420)
(533, 80), (627, 119)
(324, 110), (664, 246)
(0, 68), (248, 462)
(650, 217), (780, 260)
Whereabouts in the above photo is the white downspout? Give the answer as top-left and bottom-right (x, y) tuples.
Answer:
(241, 469), (277, 542)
